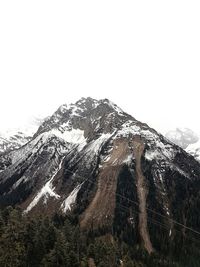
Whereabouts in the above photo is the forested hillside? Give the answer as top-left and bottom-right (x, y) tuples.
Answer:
(0, 207), (199, 267)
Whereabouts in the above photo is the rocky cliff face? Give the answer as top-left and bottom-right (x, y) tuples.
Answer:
(0, 97), (200, 257)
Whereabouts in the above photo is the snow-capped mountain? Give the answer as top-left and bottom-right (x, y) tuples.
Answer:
(0, 97), (200, 256)
(186, 140), (200, 162)
(165, 128), (200, 161)
(0, 117), (43, 154)
(165, 128), (199, 149)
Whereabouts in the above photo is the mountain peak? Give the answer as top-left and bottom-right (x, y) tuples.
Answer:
(57, 97), (125, 115)
(75, 96), (98, 104)
(35, 97), (134, 141)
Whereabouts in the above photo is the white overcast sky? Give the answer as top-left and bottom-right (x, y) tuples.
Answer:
(0, 1), (200, 135)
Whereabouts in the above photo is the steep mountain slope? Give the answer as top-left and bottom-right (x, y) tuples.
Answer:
(0, 97), (200, 263)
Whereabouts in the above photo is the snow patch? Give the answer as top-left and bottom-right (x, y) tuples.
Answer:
(103, 155), (111, 162)
(145, 150), (160, 161)
(61, 183), (82, 212)
(122, 154), (132, 164)
(85, 133), (112, 155)
(169, 229), (172, 237)
(170, 164), (190, 179)
(49, 128), (86, 145)
(24, 158), (64, 213)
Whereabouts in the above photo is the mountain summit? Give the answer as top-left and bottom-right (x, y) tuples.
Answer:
(0, 97), (200, 260)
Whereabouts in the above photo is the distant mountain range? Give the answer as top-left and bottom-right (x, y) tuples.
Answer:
(0, 117), (44, 154)
(165, 128), (200, 161)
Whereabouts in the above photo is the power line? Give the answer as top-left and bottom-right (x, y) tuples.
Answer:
(63, 168), (200, 237)
(115, 194), (200, 236)
(1, 138), (200, 239)
(116, 202), (200, 246)
(18, 149), (200, 239)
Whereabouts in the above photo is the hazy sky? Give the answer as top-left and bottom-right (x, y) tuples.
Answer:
(0, 1), (200, 135)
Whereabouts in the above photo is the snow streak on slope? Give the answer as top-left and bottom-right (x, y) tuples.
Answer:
(61, 183), (83, 212)
(24, 158), (64, 213)
(85, 133), (112, 154)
